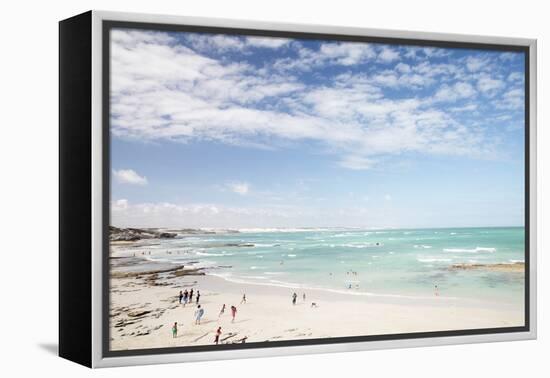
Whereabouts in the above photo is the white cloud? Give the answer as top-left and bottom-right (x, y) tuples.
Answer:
(507, 72), (524, 83)
(434, 82), (476, 102)
(378, 47), (400, 63)
(495, 88), (524, 110)
(319, 42), (377, 65)
(110, 199), (307, 228)
(274, 42), (377, 70)
(450, 103), (478, 112)
(110, 30), (511, 174)
(227, 182), (250, 195)
(466, 56), (489, 72)
(395, 62), (411, 73)
(477, 75), (505, 94)
(185, 34), (245, 52)
(185, 34), (291, 52)
(112, 198), (129, 210)
(113, 169), (148, 185)
(246, 36), (291, 48)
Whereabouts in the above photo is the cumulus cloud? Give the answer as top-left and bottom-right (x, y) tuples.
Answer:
(434, 82), (476, 102)
(466, 56), (490, 72)
(495, 88), (524, 110)
(113, 169), (148, 185)
(110, 199), (307, 228)
(110, 29), (522, 173)
(246, 36), (291, 48)
(477, 75), (505, 95)
(378, 46), (400, 63)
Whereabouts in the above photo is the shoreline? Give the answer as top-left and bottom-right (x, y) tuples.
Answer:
(111, 243), (524, 305)
(109, 252), (525, 351)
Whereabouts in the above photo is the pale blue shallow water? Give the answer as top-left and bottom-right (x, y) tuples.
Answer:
(126, 227), (525, 304)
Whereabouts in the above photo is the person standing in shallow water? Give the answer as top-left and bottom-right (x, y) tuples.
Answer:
(196, 290), (201, 304)
(189, 289), (194, 302)
(183, 289), (189, 306)
(292, 292), (297, 305)
(178, 290), (183, 304)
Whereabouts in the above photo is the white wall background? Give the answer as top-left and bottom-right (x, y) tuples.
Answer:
(0, 0), (546, 376)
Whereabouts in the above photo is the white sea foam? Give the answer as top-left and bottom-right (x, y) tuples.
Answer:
(210, 272), (458, 301)
(417, 258), (452, 263)
(238, 227), (344, 233)
(443, 247), (496, 253)
(195, 251), (234, 257)
(414, 245), (432, 249)
(341, 242), (382, 248)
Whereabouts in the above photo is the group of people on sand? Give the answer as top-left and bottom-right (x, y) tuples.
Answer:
(178, 288), (201, 306)
(172, 289), (243, 344)
(218, 303), (238, 322)
(292, 292), (308, 305)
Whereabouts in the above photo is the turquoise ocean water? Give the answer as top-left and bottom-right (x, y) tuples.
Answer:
(126, 227), (525, 304)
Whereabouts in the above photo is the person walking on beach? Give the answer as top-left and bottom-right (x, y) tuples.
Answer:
(240, 294), (246, 304)
(172, 322), (178, 338)
(214, 327), (222, 345)
(195, 305), (204, 325)
(231, 305), (237, 323)
(302, 293), (306, 302)
(219, 304), (226, 318)
(434, 285), (439, 297)
(183, 289), (189, 306)
(292, 292), (297, 305)
(196, 290), (201, 304)
(179, 290), (183, 304)
(189, 289), (194, 302)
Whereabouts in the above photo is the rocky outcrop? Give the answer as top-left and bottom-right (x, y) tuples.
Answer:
(450, 262), (524, 273)
(110, 226), (177, 241)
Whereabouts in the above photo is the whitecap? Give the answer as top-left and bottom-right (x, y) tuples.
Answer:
(417, 258), (452, 263)
(443, 247), (496, 253)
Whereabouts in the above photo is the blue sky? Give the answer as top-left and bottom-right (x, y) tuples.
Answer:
(110, 29), (525, 229)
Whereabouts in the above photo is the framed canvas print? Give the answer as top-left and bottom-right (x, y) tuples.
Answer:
(59, 10), (537, 368)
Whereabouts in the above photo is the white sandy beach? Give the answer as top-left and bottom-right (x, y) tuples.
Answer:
(109, 261), (524, 351)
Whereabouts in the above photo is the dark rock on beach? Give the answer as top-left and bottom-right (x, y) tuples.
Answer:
(110, 226), (177, 242)
(449, 262), (524, 273)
